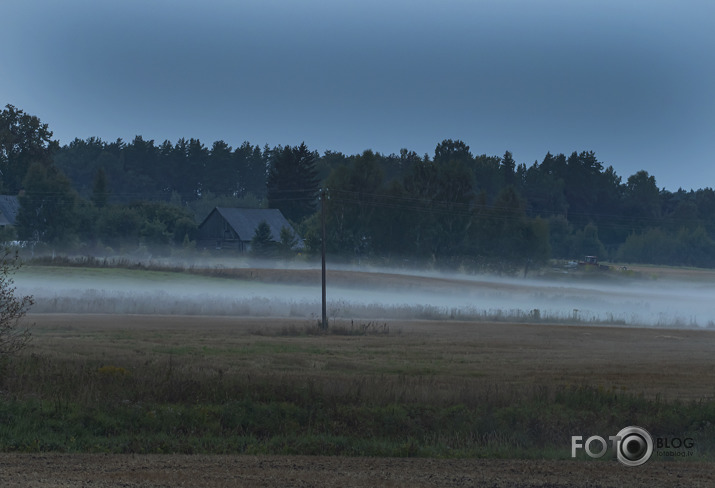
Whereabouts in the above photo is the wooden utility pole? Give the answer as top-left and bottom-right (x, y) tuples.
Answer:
(321, 188), (327, 330)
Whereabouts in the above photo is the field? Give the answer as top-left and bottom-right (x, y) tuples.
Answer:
(1, 263), (715, 486)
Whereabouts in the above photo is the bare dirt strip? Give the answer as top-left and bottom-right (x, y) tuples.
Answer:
(1, 453), (713, 487)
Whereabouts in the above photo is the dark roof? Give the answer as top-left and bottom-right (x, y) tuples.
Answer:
(0, 195), (20, 226)
(203, 207), (303, 244)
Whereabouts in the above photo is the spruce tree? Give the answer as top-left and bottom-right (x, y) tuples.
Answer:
(250, 221), (275, 257)
(266, 142), (319, 222)
(91, 167), (109, 208)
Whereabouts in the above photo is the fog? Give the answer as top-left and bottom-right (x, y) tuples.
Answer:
(14, 264), (715, 328)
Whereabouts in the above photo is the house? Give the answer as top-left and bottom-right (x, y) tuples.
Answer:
(0, 195), (20, 228)
(197, 207), (303, 252)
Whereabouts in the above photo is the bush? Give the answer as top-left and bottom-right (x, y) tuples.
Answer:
(0, 248), (34, 357)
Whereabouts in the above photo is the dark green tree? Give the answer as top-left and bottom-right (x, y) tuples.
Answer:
(235, 142), (268, 199)
(399, 155), (475, 260)
(473, 153), (503, 201)
(91, 167), (109, 208)
(278, 226), (299, 258)
(74, 200), (100, 247)
(616, 228), (676, 265)
(563, 151), (604, 228)
(547, 215), (574, 258)
(433, 139), (473, 165)
(624, 170), (660, 232)
(467, 186), (550, 273)
(95, 206), (143, 250)
(371, 180), (416, 258)
(204, 140), (235, 196)
(522, 153), (568, 217)
(122, 136), (160, 197)
(185, 138), (209, 199)
(16, 163), (79, 245)
(593, 165), (626, 250)
(129, 201), (197, 245)
(53, 137), (104, 196)
(172, 217), (198, 245)
(500, 150), (517, 187)
(140, 218), (172, 256)
(694, 188), (715, 236)
(664, 197), (699, 234)
(250, 220), (275, 257)
(675, 226), (715, 267)
(267, 142), (319, 222)
(572, 222), (607, 260)
(163, 138), (189, 200)
(484, 186), (527, 261)
(55, 138), (130, 202)
(0, 105), (57, 194)
(324, 150), (384, 256)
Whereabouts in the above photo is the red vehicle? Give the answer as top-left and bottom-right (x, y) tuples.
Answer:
(578, 256), (610, 270)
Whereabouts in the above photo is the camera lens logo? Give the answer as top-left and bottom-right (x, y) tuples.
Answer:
(616, 426), (653, 467)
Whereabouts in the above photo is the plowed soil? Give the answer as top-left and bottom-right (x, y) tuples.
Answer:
(1, 453), (713, 487)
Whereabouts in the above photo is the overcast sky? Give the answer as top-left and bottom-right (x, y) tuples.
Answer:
(2, 0), (714, 190)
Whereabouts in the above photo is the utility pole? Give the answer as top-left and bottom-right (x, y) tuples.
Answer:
(320, 188), (328, 330)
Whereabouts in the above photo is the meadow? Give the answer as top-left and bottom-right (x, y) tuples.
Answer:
(1, 262), (715, 466)
(13, 260), (715, 327)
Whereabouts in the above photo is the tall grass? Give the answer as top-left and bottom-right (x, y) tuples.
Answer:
(20, 258), (715, 328)
(24, 288), (647, 326)
(1, 349), (714, 458)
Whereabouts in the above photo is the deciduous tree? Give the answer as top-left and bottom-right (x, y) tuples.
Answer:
(0, 104), (56, 194)
(16, 163), (79, 245)
(0, 249), (34, 358)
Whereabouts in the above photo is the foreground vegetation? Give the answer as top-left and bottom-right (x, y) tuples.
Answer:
(1, 317), (714, 459)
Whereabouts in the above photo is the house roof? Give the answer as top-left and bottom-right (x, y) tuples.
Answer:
(0, 195), (20, 226)
(202, 207), (303, 245)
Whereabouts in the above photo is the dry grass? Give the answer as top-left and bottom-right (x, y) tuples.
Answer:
(2, 313), (714, 461)
(21, 313), (715, 401)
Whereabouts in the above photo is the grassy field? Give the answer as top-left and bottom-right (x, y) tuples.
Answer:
(2, 261), (715, 464)
(1, 308), (714, 459)
(14, 261), (715, 326)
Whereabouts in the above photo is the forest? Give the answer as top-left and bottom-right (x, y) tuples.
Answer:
(3, 103), (715, 270)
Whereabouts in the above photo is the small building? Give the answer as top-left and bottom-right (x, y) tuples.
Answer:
(0, 195), (20, 228)
(197, 207), (302, 252)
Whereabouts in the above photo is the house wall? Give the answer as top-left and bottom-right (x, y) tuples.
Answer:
(197, 211), (247, 251)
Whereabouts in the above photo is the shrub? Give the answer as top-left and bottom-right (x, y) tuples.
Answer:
(0, 248), (34, 357)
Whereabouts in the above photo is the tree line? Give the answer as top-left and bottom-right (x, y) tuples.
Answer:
(2, 104), (715, 269)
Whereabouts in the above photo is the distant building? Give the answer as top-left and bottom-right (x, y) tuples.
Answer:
(0, 195), (20, 228)
(197, 207), (303, 252)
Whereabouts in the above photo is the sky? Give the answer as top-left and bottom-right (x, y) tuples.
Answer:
(2, 0), (714, 191)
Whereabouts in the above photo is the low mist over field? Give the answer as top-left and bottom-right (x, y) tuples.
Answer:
(13, 264), (715, 328)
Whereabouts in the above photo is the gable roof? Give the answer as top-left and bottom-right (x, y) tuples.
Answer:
(0, 195), (20, 226)
(202, 207), (302, 244)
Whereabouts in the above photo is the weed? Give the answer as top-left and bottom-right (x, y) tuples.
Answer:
(250, 321), (393, 337)
(1, 346), (714, 458)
